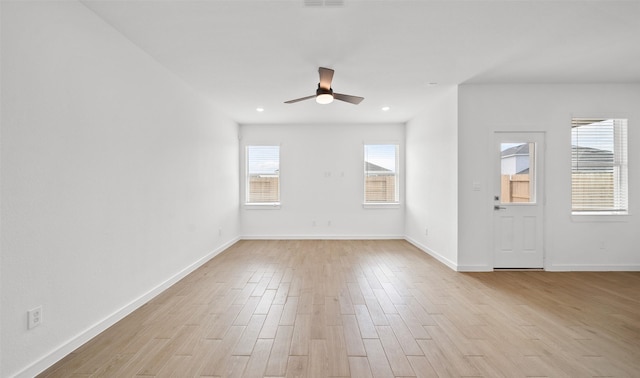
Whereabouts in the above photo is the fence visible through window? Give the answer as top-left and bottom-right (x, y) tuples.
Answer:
(501, 174), (530, 203)
(365, 176), (396, 202)
(248, 175), (279, 203)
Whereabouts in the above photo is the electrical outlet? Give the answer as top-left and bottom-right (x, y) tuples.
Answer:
(218, 228), (222, 236)
(425, 228), (429, 236)
(28, 306), (42, 330)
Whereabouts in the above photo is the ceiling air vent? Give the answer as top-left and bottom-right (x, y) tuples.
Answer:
(304, 0), (344, 7)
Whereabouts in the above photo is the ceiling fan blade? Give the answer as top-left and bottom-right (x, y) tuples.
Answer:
(334, 93), (364, 105)
(318, 67), (334, 90)
(284, 95), (316, 104)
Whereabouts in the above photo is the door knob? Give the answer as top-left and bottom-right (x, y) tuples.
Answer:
(494, 205), (506, 210)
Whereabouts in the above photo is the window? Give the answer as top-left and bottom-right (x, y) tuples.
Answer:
(246, 145), (280, 204)
(571, 118), (628, 214)
(364, 144), (399, 204)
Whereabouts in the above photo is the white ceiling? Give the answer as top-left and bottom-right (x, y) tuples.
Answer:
(82, 0), (640, 124)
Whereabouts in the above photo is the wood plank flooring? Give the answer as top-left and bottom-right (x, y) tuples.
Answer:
(39, 240), (640, 377)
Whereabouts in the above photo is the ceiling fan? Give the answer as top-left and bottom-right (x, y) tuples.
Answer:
(284, 67), (364, 105)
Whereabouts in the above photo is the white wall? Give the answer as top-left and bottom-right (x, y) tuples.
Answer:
(4, 2), (637, 376)
(240, 124), (405, 239)
(404, 87), (459, 269)
(458, 84), (640, 271)
(1, 2), (239, 376)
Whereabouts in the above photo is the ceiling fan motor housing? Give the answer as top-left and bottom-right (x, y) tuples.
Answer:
(316, 85), (333, 96)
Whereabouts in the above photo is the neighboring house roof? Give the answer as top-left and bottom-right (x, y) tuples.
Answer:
(365, 161), (392, 173)
(572, 145), (614, 171)
(500, 144), (614, 172)
(501, 143), (529, 158)
(572, 145), (613, 158)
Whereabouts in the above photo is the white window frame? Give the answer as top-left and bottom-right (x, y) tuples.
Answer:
(571, 118), (628, 216)
(363, 143), (400, 208)
(245, 145), (281, 209)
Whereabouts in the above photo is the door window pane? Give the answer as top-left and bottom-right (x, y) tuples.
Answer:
(500, 142), (535, 204)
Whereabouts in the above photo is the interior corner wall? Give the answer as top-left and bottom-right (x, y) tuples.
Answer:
(404, 86), (459, 269)
(1, 2), (239, 376)
(457, 84), (640, 271)
(0, 0), (4, 371)
(239, 123), (405, 239)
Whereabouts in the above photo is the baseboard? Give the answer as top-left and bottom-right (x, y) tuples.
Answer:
(17, 237), (240, 378)
(545, 264), (640, 272)
(456, 265), (493, 272)
(403, 237), (458, 271)
(241, 234), (405, 240)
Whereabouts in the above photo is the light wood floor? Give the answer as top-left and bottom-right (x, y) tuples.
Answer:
(39, 240), (640, 377)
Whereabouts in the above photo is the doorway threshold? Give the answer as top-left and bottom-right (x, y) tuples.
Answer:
(493, 268), (545, 272)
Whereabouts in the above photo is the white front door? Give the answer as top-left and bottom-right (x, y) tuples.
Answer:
(493, 132), (545, 269)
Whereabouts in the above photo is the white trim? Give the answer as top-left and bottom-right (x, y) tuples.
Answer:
(244, 203), (281, 210)
(571, 213), (629, 222)
(456, 265), (493, 272)
(241, 234), (405, 240)
(16, 237), (240, 378)
(362, 203), (401, 209)
(404, 237), (458, 271)
(546, 264), (640, 272)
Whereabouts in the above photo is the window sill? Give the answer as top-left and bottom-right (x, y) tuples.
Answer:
(244, 203), (281, 210)
(571, 212), (629, 222)
(363, 202), (401, 209)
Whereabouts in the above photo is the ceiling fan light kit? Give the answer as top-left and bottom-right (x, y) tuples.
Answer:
(285, 67), (364, 105)
(315, 86), (334, 104)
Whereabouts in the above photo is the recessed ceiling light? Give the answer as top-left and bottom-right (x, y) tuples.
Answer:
(256, 107), (264, 112)
(382, 106), (390, 111)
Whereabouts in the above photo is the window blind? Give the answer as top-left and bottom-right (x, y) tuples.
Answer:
(364, 144), (399, 203)
(571, 118), (627, 213)
(246, 146), (280, 204)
